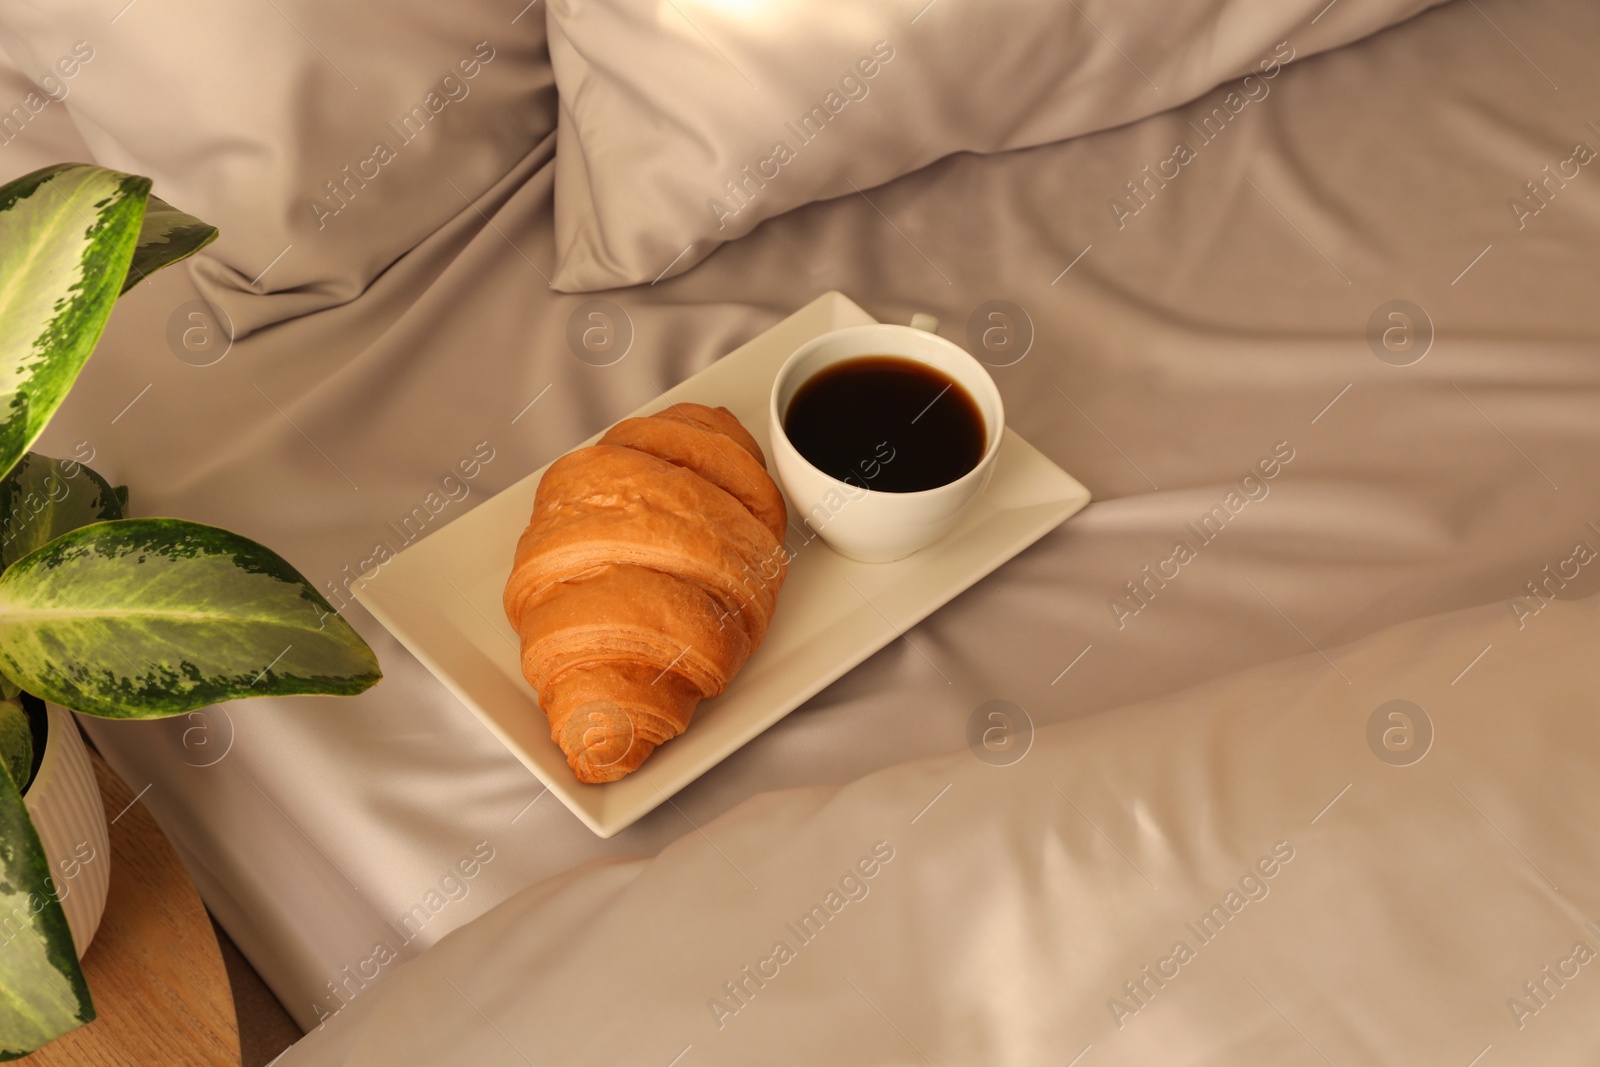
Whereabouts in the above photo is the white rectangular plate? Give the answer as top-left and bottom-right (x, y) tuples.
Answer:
(355, 292), (1090, 837)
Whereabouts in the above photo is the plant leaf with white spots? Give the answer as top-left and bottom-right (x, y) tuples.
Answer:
(0, 700), (29, 791)
(0, 164), (148, 484)
(0, 453), (126, 571)
(0, 518), (381, 719)
(0, 745), (93, 1058)
(121, 193), (217, 295)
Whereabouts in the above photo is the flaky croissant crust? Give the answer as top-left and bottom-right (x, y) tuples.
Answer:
(503, 403), (788, 782)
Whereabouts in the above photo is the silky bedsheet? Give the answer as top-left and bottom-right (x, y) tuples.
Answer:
(0, 0), (1595, 1040)
(277, 595), (1600, 1065)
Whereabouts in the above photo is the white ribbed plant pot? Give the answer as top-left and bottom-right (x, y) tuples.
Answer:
(21, 702), (111, 959)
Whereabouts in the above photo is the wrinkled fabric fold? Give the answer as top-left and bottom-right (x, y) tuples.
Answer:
(278, 596), (1600, 1064)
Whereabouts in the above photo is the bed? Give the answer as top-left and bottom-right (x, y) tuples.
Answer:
(2, 0), (1598, 1060)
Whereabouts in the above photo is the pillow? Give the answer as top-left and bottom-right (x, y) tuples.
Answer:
(546, 0), (1448, 291)
(0, 1), (557, 334)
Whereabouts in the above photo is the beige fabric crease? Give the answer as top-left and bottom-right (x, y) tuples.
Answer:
(278, 594), (1600, 1064)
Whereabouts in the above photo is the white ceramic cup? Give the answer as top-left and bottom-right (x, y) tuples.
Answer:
(769, 322), (1005, 563)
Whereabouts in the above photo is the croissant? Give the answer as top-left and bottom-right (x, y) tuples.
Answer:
(503, 403), (789, 783)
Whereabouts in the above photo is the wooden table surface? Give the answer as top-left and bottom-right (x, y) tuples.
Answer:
(27, 752), (240, 1065)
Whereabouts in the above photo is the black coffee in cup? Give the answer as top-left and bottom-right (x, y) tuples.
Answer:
(783, 355), (986, 493)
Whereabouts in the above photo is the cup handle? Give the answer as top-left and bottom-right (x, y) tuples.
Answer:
(909, 313), (939, 334)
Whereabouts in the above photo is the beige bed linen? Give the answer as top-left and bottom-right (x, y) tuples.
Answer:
(0, 0), (1593, 1044)
(0, 0), (557, 335)
(276, 594), (1600, 1065)
(546, 0), (1449, 290)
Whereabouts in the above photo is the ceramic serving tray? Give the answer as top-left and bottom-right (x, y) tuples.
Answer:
(354, 291), (1091, 837)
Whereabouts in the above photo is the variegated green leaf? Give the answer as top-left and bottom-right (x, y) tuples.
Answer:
(0, 164), (149, 484)
(0, 701), (29, 790)
(120, 193), (217, 295)
(0, 518), (381, 719)
(0, 750), (94, 1059)
(0, 453), (126, 571)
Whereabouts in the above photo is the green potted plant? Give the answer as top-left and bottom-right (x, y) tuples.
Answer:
(0, 163), (382, 1057)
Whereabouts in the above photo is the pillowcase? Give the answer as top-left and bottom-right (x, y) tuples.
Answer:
(545, 0), (1448, 291)
(0, 1), (557, 334)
